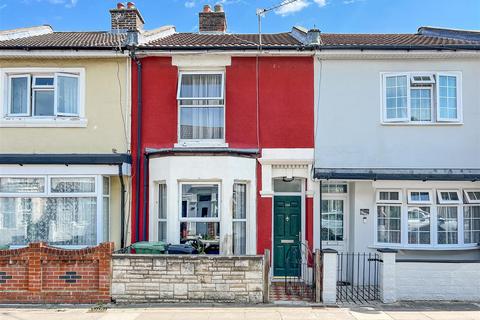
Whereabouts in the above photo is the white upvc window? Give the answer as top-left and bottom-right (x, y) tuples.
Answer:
(176, 71), (225, 146)
(437, 189), (462, 204)
(382, 72), (462, 124)
(180, 182), (221, 253)
(156, 183), (167, 242)
(232, 183), (247, 255)
(1, 68), (85, 127)
(464, 190), (480, 204)
(407, 190), (432, 205)
(0, 175), (108, 248)
(375, 187), (479, 249)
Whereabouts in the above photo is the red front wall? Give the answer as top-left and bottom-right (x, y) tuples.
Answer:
(131, 56), (314, 251)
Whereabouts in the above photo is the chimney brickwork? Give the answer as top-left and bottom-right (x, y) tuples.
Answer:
(110, 2), (145, 32)
(199, 4), (227, 33)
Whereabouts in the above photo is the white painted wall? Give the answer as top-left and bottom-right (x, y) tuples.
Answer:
(148, 155), (257, 255)
(314, 57), (480, 169)
(396, 262), (480, 301)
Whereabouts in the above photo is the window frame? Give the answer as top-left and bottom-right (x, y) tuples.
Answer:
(407, 190), (433, 205)
(7, 74), (31, 116)
(409, 86), (433, 122)
(381, 71), (462, 124)
(0, 174), (106, 248)
(436, 73), (462, 123)
(1, 67), (86, 127)
(437, 189), (462, 205)
(176, 70), (226, 146)
(376, 189), (402, 204)
(232, 182), (248, 255)
(464, 190), (480, 204)
(55, 72), (81, 117)
(155, 182), (167, 242)
(178, 181), (221, 223)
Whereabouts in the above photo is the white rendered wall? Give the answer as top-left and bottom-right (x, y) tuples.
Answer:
(396, 262), (480, 301)
(314, 57), (480, 169)
(148, 156), (257, 255)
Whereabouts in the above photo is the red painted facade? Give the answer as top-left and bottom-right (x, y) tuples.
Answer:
(131, 55), (314, 253)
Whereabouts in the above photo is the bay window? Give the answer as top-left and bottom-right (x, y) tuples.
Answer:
(382, 72), (461, 123)
(376, 188), (479, 248)
(177, 72), (225, 144)
(0, 176), (108, 248)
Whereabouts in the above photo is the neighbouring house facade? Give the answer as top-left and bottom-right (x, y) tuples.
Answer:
(129, 4), (316, 277)
(0, 19), (132, 249)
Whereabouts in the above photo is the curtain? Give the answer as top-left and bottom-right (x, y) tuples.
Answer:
(57, 75), (79, 115)
(11, 76), (29, 114)
(180, 107), (224, 140)
(180, 74), (222, 98)
(233, 184), (246, 255)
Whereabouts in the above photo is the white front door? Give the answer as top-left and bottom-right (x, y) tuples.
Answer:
(321, 194), (348, 252)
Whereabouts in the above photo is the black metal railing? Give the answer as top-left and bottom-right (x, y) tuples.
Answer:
(284, 243), (316, 301)
(337, 252), (381, 303)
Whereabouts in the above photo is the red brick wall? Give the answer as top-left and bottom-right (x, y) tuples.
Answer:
(0, 242), (113, 304)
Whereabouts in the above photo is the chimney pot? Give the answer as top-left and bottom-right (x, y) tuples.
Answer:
(203, 4), (212, 12)
(127, 2), (136, 9)
(117, 2), (125, 9)
(214, 4), (223, 12)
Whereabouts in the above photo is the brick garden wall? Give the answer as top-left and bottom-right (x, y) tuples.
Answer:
(112, 254), (265, 304)
(0, 242), (113, 304)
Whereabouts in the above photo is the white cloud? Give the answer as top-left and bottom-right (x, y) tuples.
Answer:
(313, 0), (326, 7)
(274, 0), (327, 17)
(275, 0), (310, 17)
(343, 0), (365, 4)
(185, 1), (195, 8)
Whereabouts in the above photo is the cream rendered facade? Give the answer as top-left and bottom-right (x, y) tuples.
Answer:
(0, 55), (131, 249)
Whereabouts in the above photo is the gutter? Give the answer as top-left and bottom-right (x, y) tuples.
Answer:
(144, 147), (260, 157)
(0, 153), (131, 165)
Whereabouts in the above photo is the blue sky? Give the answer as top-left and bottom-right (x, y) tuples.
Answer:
(0, 0), (479, 34)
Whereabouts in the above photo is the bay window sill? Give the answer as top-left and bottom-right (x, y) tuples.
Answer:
(381, 121), (463, 126)
(174, 141), (229, 149)
(0, 117), (88, 128)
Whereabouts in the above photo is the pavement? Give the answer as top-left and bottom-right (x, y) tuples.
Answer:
(0, 302), (479, 320)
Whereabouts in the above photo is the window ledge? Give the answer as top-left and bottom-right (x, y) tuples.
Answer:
(0, 117), (88, 128)
(174, 142), (229, 149)
(381, 122), (463, 127)
(369, 244), (479, 251)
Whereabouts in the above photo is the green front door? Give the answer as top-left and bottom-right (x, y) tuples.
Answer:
(273, 196), (301, 277)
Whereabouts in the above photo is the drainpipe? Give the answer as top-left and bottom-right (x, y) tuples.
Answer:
(142, 153), (149, 241)
(118, 164), (126, 248)
(319, 180), (323, 252)
(131, 51), (142, 243)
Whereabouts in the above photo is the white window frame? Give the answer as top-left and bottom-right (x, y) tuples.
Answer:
(382, 73), (409, 123)
(232, 182), (248, 255)
(381, 71), (462, 124)
(176, 70), (226, 147)
(55, 72), (81, 117)
(410, 86), (433, 122)
(0, 174), (105, 248)
(410, 74), (435, 85)
(436, 73), (462, 123)
(437, 189), (462, 205)
(407, 190), (433, 205)
(7, 74), (31, 116)
(0, 67), (86, 128)
(464, 190), (480, 204)
(153, 182), (168, 242)
(376, 189), (402, 204)
(374, 187), (478, 249)
(32, 75), (55, 117)
(179, 181), (221, 224)
(375, 203), (402, 245)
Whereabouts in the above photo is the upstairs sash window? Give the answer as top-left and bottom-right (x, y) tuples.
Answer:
(177, 72), (225, 142)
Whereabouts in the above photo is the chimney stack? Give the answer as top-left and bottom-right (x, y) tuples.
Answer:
(199, 3), (227, 33)
(110, 2), (145, 32)
(306, 28), (321, 45)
